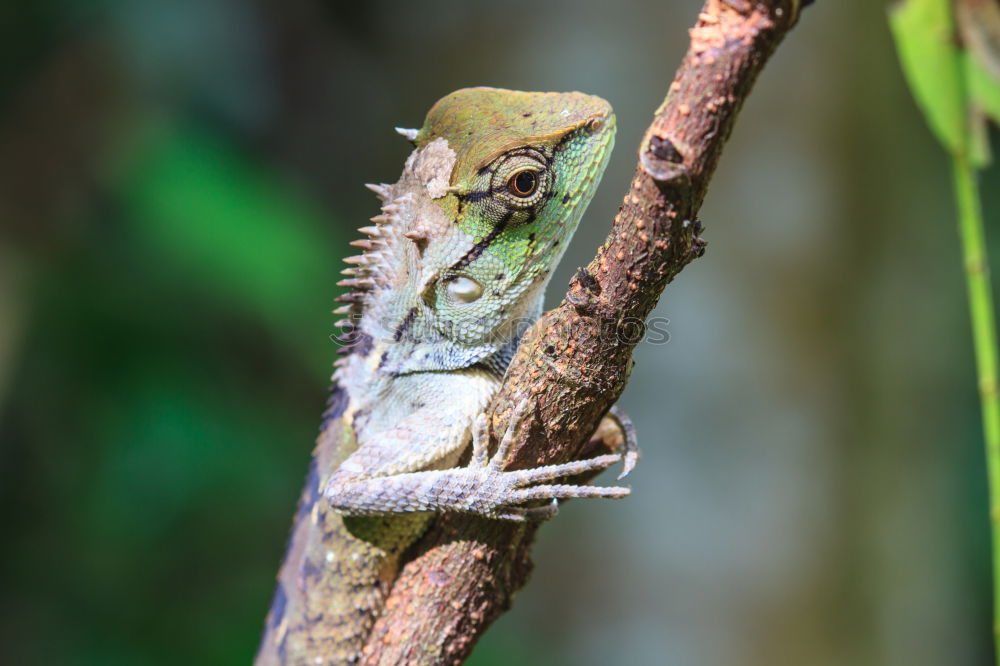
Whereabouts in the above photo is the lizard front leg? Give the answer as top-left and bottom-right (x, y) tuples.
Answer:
(325, 401), (632, 521)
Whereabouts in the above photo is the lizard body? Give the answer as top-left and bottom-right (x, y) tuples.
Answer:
(255, 88), (629, 666)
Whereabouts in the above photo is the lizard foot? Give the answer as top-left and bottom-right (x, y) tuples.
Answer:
(467, 400), (631, 522)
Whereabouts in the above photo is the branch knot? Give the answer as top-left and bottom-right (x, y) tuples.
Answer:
(640, 132), (691, 186)
(567, 267), (602, 314)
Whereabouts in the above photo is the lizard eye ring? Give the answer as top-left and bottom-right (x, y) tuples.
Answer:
(508, 169), (539, 197)
(490, 149), (550, 209)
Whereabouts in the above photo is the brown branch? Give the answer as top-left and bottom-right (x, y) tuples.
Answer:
(362, 1), (803, 663)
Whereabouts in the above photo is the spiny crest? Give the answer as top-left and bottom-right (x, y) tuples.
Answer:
(332, 137), (458, 361)
(333, 187), (410, 355)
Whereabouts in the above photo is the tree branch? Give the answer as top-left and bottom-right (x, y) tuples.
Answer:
(362, 2), (804, 663)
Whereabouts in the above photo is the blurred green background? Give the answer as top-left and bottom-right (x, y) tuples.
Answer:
(1, 1), (998, 664)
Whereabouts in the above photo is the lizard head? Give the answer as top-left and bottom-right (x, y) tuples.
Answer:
(337, 88), (614, 376)
(413, 87), (616, 351)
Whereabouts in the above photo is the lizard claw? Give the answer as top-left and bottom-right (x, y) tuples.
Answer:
(495, 499), (560, 522)
(607, 405), (640, 480)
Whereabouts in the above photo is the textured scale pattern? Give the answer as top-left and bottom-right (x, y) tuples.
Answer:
(256, 88), (630, 666)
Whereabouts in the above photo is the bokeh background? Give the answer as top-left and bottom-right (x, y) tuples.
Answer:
(2, 1), (998, 664)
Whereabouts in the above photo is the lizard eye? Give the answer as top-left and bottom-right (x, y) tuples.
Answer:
(487, 148), (550, 210)
(508, 169), (538, 197)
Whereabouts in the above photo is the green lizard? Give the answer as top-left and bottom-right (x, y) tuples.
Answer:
(255, 87), (635, 666)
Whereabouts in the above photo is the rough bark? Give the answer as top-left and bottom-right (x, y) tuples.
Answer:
(362, 1), (804, 663)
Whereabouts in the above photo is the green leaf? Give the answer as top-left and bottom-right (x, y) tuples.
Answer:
(962, 52), (999, 166)
(889, 0), (969, 156)
(966, 44), (1000, 126)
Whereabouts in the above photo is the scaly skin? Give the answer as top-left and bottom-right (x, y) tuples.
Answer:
(255, 88), (630, 666)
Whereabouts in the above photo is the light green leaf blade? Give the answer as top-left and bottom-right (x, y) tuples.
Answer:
(889, 0), (968, 156)
(966, 43), (1000, 125)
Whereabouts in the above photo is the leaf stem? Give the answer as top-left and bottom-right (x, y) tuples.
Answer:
(952, 155), (1000, 656)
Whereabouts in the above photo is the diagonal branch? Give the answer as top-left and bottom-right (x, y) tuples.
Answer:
(362, 2), (805, 663)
